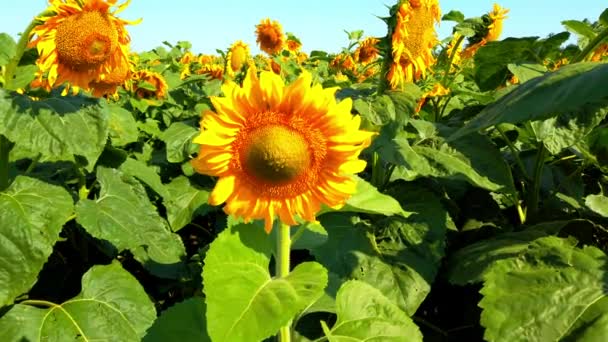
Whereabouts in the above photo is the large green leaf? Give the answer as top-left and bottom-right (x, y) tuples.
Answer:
(530, 107), (608, 155)
(162, 120), (198, 163)
(119, 157), (169, 198)
(562, 297), (608, 341)
(144, 298), (210, 342)
(203, 222), (328, 342)
(323, 176), (409, 217)
(0, 262), (156, 342)
(562, 20), (597, 42)
(0, 33), (16, 66)
(321, 280), (422, 342)
(313, 185), (448, 316)
(450, 62), (608, 140)
(108, 104), (139, 147)
(374, 124), (515, 193)
(586, 193), (608, 217)
(0, 91), (109, 170)
(0, 176), (73, 307)
(76, 167), (186, 279)
(480, 236), (608, 342)
(163, 176), (211, 232)
(447, 228), (555, 285)
(473, 37), (539, 91)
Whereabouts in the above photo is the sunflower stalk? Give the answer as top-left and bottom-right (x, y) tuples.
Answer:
(0, 135), (13, 191)
(277, 221), (292, 341)
(3, 12), (49, 91)
(573, 26), (608, 63)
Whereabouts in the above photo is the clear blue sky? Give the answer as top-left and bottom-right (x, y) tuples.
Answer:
(1, 1), (606, 55)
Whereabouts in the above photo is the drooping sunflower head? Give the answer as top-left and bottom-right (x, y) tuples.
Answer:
(354, 37), (380, 64)
(415, 82), (449, 113)
(29, 0), (138, 92)
(196, 64), (224, 80)
(285, 34), (302, 53)
(387, 0), (441, 88)
(130, 70), (168, 100)
(89, 57), (132, 97)
(180, 51), (195, 65)
(226, 40), (250, 76)
(255, 18), (285, 55)
(486, 3), (509, 42)
(191, 69), (375, 232)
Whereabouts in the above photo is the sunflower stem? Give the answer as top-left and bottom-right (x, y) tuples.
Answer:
(3, 15), (43, 91)
(0, 135), (13, 191)
(277, 221), (292, 342)
(572, 26), (608, 63)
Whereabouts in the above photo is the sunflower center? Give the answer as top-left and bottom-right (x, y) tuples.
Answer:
(242, 125), (311, 184)
(55, 11), (119, 69)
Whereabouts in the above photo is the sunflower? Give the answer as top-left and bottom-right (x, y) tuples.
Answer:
(462, 3), (509, 59)
(591, 43), (608, 62)
(89, 57), (131, 97)
(196, 64), (224, 80)
(330, 53), (356, 72)
(191, 69), (374, 232)
(130, 70), (168, 100)
(415, 82), (449, 113)
(354, 37), (380, 64)
(226, 40), (250, 76)
(286, 39), (302, 53)
(29, 0), (138, 92)
(445, 32), (463, 69)
(387, 0), (441, 89)
(180, 51), (195, 65)
(486, 3), (509, 42)
(255, 18), (285, 55)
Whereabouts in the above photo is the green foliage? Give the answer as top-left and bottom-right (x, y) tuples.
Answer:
(0, 176), (73, 307)
(0, 33), (16, 67)
(76, 167), (187, 278)
(144, 298), (210, 342)
(203, 222), (328, 341)
(451, 62), (608, 140)
(321, 280), (423, 341)
(0, 262), (156, 342)
(479, 236), (608, 342)
(0, 90), (109, 170)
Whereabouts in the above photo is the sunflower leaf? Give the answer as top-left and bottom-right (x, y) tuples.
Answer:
(0, 33), (16, 67)
(76, 167), (187, 279)
(0, 90), (109, 171)
(479, 236), (608, 342)
(143, 298), (210, 342)
(203, 222), (328, 342)
(0, 176), (73, 307)
(162, 120), (199, 163)
(451, 62), (608, 140)
(108, 104), (139, 147)
(313, 193), (447, 316)
(321, 280), (422, 342)
(163, 176), (211, 232)
(0, 262), (156, 342)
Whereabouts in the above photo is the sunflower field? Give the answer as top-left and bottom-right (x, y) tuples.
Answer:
(1, 0), (608, 341)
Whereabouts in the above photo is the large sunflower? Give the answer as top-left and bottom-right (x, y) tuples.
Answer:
(255, 18), (285, 55)
(387, 0), (441, 88)
(191, 69), (374, 232)
(29, 0), (138, 92)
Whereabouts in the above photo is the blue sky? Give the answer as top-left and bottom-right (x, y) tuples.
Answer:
(1, 1), (606, 55)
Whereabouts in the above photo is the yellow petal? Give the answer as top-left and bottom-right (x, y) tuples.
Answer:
(209, 175), (236, 205)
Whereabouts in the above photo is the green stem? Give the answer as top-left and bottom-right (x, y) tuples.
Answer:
(3, 17), (42, 90)
(370, 152), (383, 188)
(0, 135), (12, 191)
(277, 222), (292, 342)
(527, 144), (547, 220)
(573, 26), (608, 63)
(441, 34), (465, 85)
(19, 299), (57, 308)
(496, 125), (530, 182)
